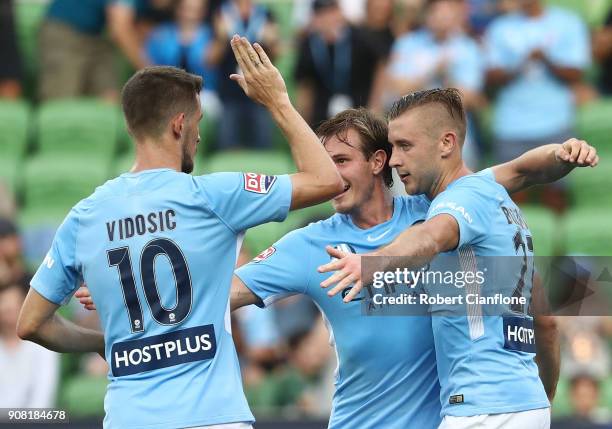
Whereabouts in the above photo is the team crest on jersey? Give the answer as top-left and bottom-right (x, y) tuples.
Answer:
(253, 246), (276, 263)
(244, 173), (277, 194)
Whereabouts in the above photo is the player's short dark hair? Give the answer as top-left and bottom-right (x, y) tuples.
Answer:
(387, 88), (467, 144)
(316, 108), (393, 188)
(121, 66), (203, 139)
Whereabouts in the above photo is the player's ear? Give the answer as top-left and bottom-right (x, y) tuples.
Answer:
(171, 113), (186, 140)
(371, 149), (387, 176)
(440, 131), (457, 158)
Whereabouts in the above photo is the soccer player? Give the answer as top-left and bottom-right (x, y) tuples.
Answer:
(320, 89), (599, 428)
(79, 108), (596, 429)
(16, 37), (343, 429)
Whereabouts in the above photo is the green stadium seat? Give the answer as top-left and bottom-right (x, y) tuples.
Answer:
(200, 149), (293, 175)
(568, 157), (612, 208)
(0, 99), (30, 160)
(545, 0), (610, 27)
(244, 221), (286, 255)
(21, 154), (109, 225)
(562, 208), (612, 255)
(36, 98), (121, 161)
(551, 376), (572, 417)
(577, 99), (612, 155)
(59, 375), (108, 418)
(520, 205), (561, 256)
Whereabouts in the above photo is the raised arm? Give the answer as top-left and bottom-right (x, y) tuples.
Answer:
(492, 139), (599, 195)
(229, 36), (343, 209)
(17, 288), (105, 357)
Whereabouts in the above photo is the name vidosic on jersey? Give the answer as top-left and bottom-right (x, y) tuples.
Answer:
(106, 209), (177, 242)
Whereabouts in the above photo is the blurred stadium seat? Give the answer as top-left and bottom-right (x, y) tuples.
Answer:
(0, 99), (30, 193)
(21, 154), (109, 225)
(36, 98), (121, 163)
(200, 149), (294, 175)
(563, 208), (612, 255)
(520, 205), (561, 256)
(568, 157), (612, 207)
(577, 99), (612, 155)
(545, 0), (611, 27)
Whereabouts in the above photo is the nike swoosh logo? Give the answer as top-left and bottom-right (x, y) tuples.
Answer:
(366, 229), (392, 242)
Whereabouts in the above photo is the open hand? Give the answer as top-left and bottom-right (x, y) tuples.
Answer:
(229, 35), (289, 108)
(318, 246), (365, 303)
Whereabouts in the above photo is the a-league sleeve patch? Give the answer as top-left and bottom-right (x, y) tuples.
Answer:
(253, 246), (276, 263)
(244, 173), (277, 194)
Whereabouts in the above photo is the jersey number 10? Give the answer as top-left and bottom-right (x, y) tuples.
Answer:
(107, 238), (193, 333)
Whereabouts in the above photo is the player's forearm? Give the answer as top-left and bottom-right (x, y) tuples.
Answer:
(534, 316), (560, 401)
(513, 144), (573, 191)
(373, 225), (440, 272)
(271, 100), (343, 208)
(486, 68), (518, 88)
(18, 314), (105, 356)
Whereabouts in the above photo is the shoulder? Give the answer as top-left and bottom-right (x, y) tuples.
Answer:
(396, 195), (430, 219)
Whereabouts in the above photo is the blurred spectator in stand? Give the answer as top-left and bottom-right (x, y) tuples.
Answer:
(214, 0), (279, 149)
(484, 0), (590, 211)
(379, 0), (484, 168)
(391, 0), (427, 36)
(0, 283), (59, 408)
(0, 0), (23, 99)
(38, 0), (151, 101)
(145, 0), (224, 120)
(295, 0), (387, 128)
(0, 218), (29, 289)
(466, 0), (497, 36)
(558, 316), (611, 381)
(593, 8), (612, 96)
(554, 374), (612, 429)
(293, 0), (368, 32)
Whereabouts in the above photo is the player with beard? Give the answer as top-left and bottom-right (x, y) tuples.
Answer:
(320, 89), (599, 428)
(16, 37), (343, 429)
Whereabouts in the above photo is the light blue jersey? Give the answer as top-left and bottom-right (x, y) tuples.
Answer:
(426, 168), (549, 417)
(389, 29), (483, 92)
(236, 196), (441, 429)
(30, 169), (292, 429)
(484, 7), (590, 140)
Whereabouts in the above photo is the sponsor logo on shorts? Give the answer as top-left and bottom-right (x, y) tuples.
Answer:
(244, 173), (277, 194)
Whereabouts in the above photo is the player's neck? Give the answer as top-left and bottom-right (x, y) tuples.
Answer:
(130, 140), (182, 173)
(428, 162), (472, 200)
(349, 188), (394, 229)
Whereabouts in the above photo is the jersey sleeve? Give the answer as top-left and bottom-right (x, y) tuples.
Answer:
(426, 171), (493, 248)
(547, 13), (590, 69)
(235, 229), (311, 307)
(30, 209), (82, 305)
(196, 172), (292, 232)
